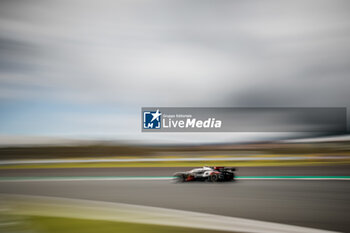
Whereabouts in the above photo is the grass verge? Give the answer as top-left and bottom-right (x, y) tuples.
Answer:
(6, 215), (230, 233)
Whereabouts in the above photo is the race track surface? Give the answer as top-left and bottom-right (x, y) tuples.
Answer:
(0, 165), (349, 232)
(1, 165), (350, 177)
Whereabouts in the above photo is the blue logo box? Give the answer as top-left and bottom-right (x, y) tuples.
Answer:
(143, 110), (161, 129)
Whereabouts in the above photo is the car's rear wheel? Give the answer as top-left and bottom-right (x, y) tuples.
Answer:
(225, 173), (234, 181)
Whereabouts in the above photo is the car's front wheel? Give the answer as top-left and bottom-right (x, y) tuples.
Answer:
(210, 174), (219, 182)
(174, 175), (186, 183)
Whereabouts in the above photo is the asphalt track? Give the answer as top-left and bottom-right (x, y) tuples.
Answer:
(1, 165), (350, 177)
(0, 165), (349, 232)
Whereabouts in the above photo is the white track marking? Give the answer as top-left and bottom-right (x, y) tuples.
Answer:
(0, 177), (173, 182)
(0, 194), (338, 233)
(238, 177), (350, 180)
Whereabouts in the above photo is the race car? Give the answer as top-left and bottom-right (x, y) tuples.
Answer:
(173, 166), (236, 182)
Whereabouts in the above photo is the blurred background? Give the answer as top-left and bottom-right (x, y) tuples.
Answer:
(1, 0), (350, 144)
(0, 0), (350, 233)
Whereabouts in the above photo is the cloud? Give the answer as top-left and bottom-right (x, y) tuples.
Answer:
(0, 0), (349, 141)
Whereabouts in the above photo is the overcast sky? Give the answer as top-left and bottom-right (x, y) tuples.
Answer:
(0, 0), (349, 144)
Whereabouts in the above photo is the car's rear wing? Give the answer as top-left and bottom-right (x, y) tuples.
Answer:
(214, 166), (236, 172)
(224, 167), (236, 172)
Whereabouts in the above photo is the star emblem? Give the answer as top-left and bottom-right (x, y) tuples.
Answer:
(151, 109), (162, 122)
